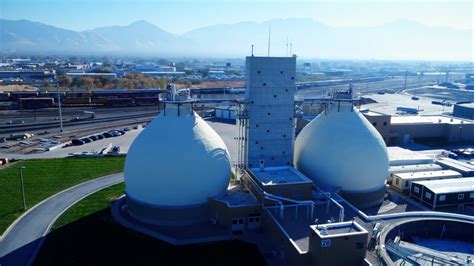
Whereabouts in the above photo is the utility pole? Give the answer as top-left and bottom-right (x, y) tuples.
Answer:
(19, 166), (26, 210)
(57, 80), (63, 132)
(404, 70), (408, 91)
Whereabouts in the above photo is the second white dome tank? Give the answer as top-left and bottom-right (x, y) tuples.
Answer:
(124, 103), (231, 207)
(294, 103), (389, 193)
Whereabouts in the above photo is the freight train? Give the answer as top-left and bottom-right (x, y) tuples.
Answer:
(0, 89), (166, 109)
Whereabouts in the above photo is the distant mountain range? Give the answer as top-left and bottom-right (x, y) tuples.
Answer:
(1, 19), (472, 60)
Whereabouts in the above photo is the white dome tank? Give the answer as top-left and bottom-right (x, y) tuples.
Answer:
(294, 102), (389, 194)
(125, 103), (231, 207)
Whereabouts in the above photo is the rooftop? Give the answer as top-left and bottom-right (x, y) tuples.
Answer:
(413, 177), (474, 194)
(389, 163), (443, 174)
(394, 170), (461, 180)
(390, 115), (472, 125)
(437, 158), (474, 173)
(211, 185), (259, 207)
(457, 102), (474, 108)
(388, 147), (434, 166)
(249, 166), (313, 186)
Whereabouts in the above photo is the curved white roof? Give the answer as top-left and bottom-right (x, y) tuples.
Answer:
(125, 104), (231, 207)
(294, 103), (389, 193)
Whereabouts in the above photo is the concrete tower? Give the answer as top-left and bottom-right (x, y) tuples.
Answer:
(245, 56), (296, 168)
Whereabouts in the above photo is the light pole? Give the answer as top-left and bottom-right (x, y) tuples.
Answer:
(19, 166), (26, 210)
(57, 82), (64, 132)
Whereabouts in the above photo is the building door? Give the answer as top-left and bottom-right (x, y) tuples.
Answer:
(247, 215), (261, 230)
(231, 217), (245, 232)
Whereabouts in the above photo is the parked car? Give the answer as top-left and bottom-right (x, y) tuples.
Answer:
(117, 130), (126, 135)
(108, 130), (122, 137)
(89, 135), (99, 141)
(71, 139), (85, 146)
(95, 134), (105, 140)
(81, 137), (92, 143)
(103, 132), (113, 138)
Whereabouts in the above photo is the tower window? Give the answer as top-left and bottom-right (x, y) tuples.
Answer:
(263, 83), (266, 86)
(257, 70), (261, 74)
(256, 124), (259, 127)
(274, 95), (277, 98)
(280, 71), (284, 74)
(291, 77), (295, 80)
(266, 129), (270, 133)
(267, 112), (271, 116)
(283, 134), (286, 138)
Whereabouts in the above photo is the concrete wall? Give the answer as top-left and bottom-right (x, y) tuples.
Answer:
(309, 229), (368, 265)
(261, 209), (310, 265)
(363, 114), (391, 142)
(263, 182), (313, 201)
(245, 56), (296, 168)
(208, 199), (262, 232)
(453, 104), (474, 119)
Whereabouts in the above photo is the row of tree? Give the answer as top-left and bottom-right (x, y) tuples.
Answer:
(56, 74), (169, 90)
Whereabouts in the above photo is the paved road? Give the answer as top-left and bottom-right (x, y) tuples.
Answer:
(0, 173), (124, 266)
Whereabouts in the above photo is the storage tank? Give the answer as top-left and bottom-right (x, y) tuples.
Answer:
(124, 101), (231, 225)
(294, 101), (389, 208)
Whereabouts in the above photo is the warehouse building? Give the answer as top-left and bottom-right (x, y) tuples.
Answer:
(410, 177), (474, 210)
(391, 170), (462, 192)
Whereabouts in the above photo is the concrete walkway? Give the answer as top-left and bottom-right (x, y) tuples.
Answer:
(0, 173), (124, 266)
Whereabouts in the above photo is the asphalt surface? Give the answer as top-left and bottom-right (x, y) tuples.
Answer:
(0, 173), (124, 266)
(1, 120), (237, 162)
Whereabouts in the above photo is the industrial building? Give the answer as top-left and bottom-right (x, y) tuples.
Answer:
(410, 177), (474, 210)
(66, 72), (117, 80)
(391, 170), (462, 192)
(112, 55), (474, 266)
(113, 55), (383, 265)
(361, 110), (474, 145)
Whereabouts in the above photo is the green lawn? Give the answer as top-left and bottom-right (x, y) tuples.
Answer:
(0, 157), (125, 234)
(53, 183), (125, 230)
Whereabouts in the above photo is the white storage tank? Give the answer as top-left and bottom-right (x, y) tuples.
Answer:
(124, 102), (231, 225)
(294, 102), (389, 208)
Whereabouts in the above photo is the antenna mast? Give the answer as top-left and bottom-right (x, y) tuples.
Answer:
(286, 37), (289, 57)
(251, 44), (254, 56)
(267, 25), (271, 57)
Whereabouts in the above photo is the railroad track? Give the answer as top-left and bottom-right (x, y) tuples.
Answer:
(0, 112), (158, 134)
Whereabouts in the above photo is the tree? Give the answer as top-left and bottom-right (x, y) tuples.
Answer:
(58, 75), (72, 87)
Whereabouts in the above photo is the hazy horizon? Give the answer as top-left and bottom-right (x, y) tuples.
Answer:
(1, 0), (472, 61)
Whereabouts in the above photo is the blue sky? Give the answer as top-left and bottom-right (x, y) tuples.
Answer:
(1, 0), (472, 33)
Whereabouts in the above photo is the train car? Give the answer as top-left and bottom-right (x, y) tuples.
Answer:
(38, 90), (66, 98)
(9, 91), (39, 101)
(105, 97), (134, 107)
(90, 98), (108, 105)
(134, 97), (159, 106)
(19, 97), (54, 109)
(0, 92), (10, 101)
(129, 88), (165, 98)
(62, 98), (92, 105)
(92, 90), (125, 99)
(65, 90), (92, 99)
